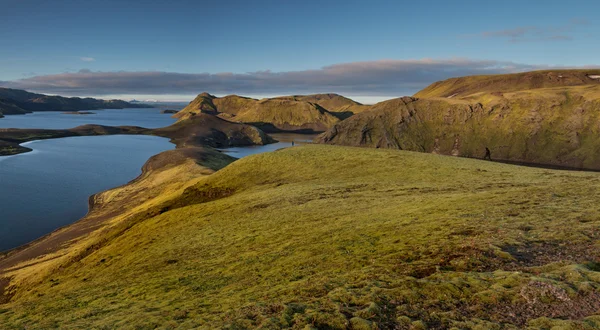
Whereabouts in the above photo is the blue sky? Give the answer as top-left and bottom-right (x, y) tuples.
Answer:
(1, 0), (599, 102)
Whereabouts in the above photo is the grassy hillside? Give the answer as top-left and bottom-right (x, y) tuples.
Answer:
(1, 145), (600, 328)
(0, 88), (147, 116)
(174, 93), (367, 132)
(173, 93), (219, 120)
(273, 94), (370, 119)
(415, 69), (600, 99)
(319, 85), (600, 170)
(231, 98), (341, 133)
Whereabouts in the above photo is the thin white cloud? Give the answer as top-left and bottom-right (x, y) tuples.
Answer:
(80, 57), (96, 62)
(478, 18), (589, 43)
(0, 58), (592, 98)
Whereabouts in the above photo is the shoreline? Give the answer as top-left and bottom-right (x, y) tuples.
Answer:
(0, 114), (275, 285)
(0, 137), (177, 258)
(1, 131), (597, 259)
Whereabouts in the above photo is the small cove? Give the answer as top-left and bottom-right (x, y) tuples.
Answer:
(0, 109), (318, 252)
(0, 108), (177, 252)
(0, 135), (175, 251)
(219, 133), (318, 158)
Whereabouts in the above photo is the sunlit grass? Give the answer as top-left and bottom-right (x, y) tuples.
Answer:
(1, 145), (600, 328)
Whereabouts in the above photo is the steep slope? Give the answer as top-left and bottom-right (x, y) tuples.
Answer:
(1, 145), (600, 328)
(415, 69), (600, 98)
(0, 99), (28, 116)
(319, 85), (600, 170)
(0, 88), (147, 115)
(174, 93), (364, 132)
(172, 92), (219, 120)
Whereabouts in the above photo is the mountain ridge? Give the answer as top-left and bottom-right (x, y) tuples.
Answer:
(0, 87), (149, 116)
(174, 92), (370, 132)
(318, 70), (600, 170)
(415, 69), (600, 99)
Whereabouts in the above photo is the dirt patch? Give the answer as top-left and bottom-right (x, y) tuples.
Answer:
(485, 288), (600, 327)
(0, 277), (13, 305)
(501, 240), (600, 270)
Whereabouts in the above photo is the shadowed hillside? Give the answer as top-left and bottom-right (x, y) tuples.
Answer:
(0, 113), (273, 156)
(0, 88), (148, 116)
(319, 72), (600, 171)
(1, 145), (599, 328)
(174, 93), (369, 132)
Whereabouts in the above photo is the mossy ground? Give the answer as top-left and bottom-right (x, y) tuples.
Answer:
(1, 145), (600, 329)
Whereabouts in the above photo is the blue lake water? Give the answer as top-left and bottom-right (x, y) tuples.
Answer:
(220, 133), (317, 158)
(0, 108), (176, 129)
(0, 135), (174, 251)
(0, 109), (317, 252)
(0, 108), (177, 252)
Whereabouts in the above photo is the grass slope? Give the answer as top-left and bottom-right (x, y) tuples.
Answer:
(272, 94), (371, 119)
(174, 93), (366, 132)
(319, 85), (600, 170)
(415, 69), (600, 99)
(1, 145), (599, 329)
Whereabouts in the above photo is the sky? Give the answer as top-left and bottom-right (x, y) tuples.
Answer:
(1, 0), (599, 103)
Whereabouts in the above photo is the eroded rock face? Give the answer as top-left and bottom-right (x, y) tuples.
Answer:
(318, 89), (600, 170)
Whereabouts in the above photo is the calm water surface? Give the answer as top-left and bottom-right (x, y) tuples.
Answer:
(220, 133), (318, 158)
(0, 109), (317, 252)
(0, 108), (176, 129)
(0, 108), (177, 252)
(0, 135), (174, 251)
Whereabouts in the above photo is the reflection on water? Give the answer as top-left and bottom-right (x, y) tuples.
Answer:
(0, 135), (174, 251)
(219, 133), (319, 158)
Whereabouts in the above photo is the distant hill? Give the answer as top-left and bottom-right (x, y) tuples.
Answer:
(319, 77), (600, 170)
(174, 93), (369, 132)
(0, 88), (149, 116)
(270, 93), (370, 119)
(415, 69), (600, 98)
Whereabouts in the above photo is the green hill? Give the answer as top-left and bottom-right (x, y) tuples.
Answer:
(319, 76), (600, 170)
(0, 87), (148, 116)
(415, 69), (600, 99)
(1, 145), (600, 328)
(174, 93), (368, 132)
(272, 93), (370, 119)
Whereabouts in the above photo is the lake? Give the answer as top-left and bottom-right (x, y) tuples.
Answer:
(220, 133), (318, 158)
(0, 135), (174, 251)
(0, 109), (317, 252)
(0, 108), (177, 252)
(0, 108), (176, 129)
